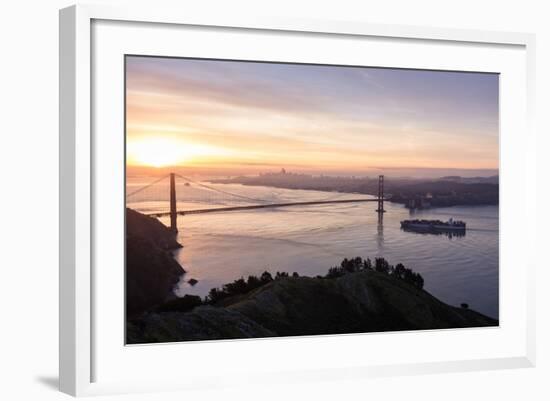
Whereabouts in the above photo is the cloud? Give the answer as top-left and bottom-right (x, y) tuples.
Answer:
(125, 56), (499, 171)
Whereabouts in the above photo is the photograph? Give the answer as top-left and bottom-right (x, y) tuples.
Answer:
(1, 0), (544, 398)
(124, 55), (499, 344)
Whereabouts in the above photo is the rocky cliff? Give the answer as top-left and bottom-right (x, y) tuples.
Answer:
(126, 208), (182, 250)
(127, 269), (497, 343)
(126, 208), (185, 318)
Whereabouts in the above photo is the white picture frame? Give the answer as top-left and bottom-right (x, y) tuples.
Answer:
(59, 4), (536, 397)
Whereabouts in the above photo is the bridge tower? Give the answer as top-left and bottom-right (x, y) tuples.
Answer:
(376, 175), (386, 213)
(169, 172), (178, 233)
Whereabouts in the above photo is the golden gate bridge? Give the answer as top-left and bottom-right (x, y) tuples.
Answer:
(126, 173), (387, 232)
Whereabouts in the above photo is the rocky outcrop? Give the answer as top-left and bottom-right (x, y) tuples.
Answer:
(126, 208), (185, 318)
(127, 269), (497, 343)
(127, 306), (275, 342)
(126, 208), (182, 250)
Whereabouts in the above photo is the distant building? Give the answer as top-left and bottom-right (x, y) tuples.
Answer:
(408, 196), (431, 209)
(420, 198), (431, 208)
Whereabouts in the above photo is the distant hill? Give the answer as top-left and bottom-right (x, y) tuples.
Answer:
(440, 175), (499, 185)
(211, 172), (499, 207)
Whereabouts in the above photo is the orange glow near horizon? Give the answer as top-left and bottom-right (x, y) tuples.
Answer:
(127, 136), (230, 168)
(125, 57), (500, 176)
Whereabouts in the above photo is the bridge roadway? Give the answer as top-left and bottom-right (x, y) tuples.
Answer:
(147, 197), (386, 217)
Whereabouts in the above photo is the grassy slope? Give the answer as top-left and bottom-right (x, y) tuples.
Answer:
(127, 269), (497, 343)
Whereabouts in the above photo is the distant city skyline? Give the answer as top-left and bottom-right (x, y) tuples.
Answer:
(126, 56), (499, 177)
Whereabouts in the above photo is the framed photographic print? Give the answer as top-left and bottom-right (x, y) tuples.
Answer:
(59, 4), (536, 396)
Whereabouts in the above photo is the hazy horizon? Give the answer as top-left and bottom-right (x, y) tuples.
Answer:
(126, 165), (498, 180)
(126, 56), (499, 177)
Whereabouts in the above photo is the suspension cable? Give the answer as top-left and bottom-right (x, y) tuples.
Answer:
(126, 174), (170, 198)
(175, 174), (268, 203)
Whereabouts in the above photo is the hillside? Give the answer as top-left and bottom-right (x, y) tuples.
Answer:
(126, 208), (185, 318)
(127, 268), (497, 343)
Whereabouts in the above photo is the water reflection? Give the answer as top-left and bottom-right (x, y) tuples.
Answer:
(401, 226), (466, 239)
(377, 211), (384, 249)
(129, 179), (498, 319)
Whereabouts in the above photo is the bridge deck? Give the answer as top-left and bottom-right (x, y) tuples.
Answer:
(147, 198), (385, 217)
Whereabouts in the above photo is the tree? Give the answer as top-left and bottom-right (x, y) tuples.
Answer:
(414, 273), (424, 289)
(326, 266), (344, 278)
(223, 277), (247, 295)
(340, 258), (350, 270)
(393, 263), (406, 279)
(275, 271), (289, 279)
(340, 257), (364, 273)
(247, 275), (261, 288)
(374, 257), (390, 274)
(207, 287), (226, 303)
(363, 258), (372, 270)
(260, 271), (273, 283)
(352, 257), (363, 271)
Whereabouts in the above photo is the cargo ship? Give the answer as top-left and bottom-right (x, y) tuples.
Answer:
(400, 218), (466, 231)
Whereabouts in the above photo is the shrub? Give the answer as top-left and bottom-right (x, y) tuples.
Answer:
(260, 271), (273, 282)
(155, 294), (203, 313)
(205, 256), (425, 305)
(363, 258), (373, 270)
(392, 263), (406, 279)
(374, 257), (390, 274)
(206, 270), (276, 303)
(326, 266), (345, 279)
(340, 257), (364, 273)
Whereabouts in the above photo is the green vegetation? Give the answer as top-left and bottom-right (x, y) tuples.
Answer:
(326, 257), (424, 289)
(207, 270), (297, 303)
(127, 257), (497, 344)
(206, 256), (423, 305)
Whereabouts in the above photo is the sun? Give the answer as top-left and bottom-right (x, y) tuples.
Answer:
(127, 136), (228, 168)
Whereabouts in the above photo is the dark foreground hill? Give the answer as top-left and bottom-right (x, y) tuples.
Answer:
(127, 268), (497, 343)
(126, 208), (185, 318)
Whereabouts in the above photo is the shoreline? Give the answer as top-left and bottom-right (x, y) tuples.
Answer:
(161, 197), (498, 318)
(208, 174), (499, 209)
(128, 258), (498, 344)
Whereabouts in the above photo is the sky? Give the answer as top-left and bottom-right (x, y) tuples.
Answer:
(126, 56), (499, 177)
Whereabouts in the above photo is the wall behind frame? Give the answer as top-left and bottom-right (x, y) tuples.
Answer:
(0, 1), (548, 400)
